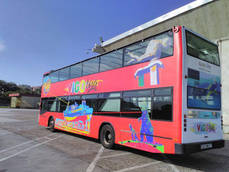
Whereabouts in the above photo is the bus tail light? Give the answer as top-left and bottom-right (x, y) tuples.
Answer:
(184, 114), (187, 132)
(221, 116), (223, 130)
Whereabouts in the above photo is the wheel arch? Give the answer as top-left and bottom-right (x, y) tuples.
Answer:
(98, 122), (115, 143)
(47, 115), (54, 126)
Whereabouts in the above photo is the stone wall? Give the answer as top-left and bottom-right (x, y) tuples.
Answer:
(218, 37), (229, 133)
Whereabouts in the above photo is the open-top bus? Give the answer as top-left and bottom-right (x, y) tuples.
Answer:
(39, 26), (224, 154)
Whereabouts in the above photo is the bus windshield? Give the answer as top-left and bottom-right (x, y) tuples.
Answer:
(186, 31), (220, 66)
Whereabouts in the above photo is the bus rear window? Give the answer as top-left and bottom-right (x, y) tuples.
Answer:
(187, 86), (221, 110)
(186, 31), (220, 66)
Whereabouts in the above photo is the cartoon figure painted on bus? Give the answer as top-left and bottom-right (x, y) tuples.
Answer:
(135, 60), (164, 87)
(55, 100), (93, 135)
(188, 72), (221, 109)
(43, 76), (51, 95)
(63, 100), (93, 121)
(127, 36), (172, 64)
(129, 124), (138, 141)
(206, 80), (220, 101)
(129, 110), (154, 143)
(120, 109), (164, 153)
(138, 110), (154, 143)
(129, 35), (171, 87)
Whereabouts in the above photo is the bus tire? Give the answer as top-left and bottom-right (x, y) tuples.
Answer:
(100, 124), (115, 149)
(48, 117), (56, 132)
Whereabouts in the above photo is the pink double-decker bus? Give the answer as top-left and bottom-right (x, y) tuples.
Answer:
(39, 26), (224, 154)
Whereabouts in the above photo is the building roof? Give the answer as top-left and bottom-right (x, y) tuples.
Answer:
(9, 93), (40, 97)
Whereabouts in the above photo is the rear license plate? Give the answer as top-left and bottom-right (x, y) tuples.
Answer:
(201, 143), (212, 150)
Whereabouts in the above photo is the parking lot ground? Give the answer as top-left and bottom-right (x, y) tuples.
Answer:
(0, 108), (229, 172)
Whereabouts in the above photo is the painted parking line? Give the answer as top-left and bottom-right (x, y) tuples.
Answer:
(0, 133), (57, 154)
(0, 117), (23, 123)
(8, 109), (39, 112)
(100, 152), (131, 159)
(167, 162), (180, 172)
(0, 130), (11, 137)
(0, 133), (8, 137)
(0, 134), (62, 162)
(113, 161), (161, 172)
(99, 149), (179, 172)
(86, 146), (104, 172)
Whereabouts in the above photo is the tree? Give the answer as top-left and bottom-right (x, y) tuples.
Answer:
(0, 80), (41, 106)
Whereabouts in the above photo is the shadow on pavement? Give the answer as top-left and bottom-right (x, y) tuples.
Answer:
(56, 129), (229, 172)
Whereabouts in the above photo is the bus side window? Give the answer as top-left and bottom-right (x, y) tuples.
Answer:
(121, 90), (152, 118)
(49, 98), (57, 112)
(121, 97), (141, 112)
(68, 95), (81, 106)
(83, 99), (98, 112)
(82, 58), (99, 76)
(41, 99), (48, 114)
(40, 98), (56, 113)
(57, 97), (68, 112)
(97, 98), (120, 112)
(99, 50), (123, 72)
(121, 97), (142, 118)
(121, 97), (151, 118)
(151, 87), (173, 121)
(81, 94), (98, 111)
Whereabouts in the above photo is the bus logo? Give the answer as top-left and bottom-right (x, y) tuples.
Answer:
(43, 76), (51, 95)
(135, 60), (164, 87)
(65, 79), (103, 94)
(190, 122), (217, 134)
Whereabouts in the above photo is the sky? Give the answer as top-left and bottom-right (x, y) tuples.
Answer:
(0, 0), (195, 86)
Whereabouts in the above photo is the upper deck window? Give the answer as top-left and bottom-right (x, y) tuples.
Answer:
(70, 63), (82, 79)
(99, 50), (123, 72)
(45, 30), (174, 83)
(186, 31), (220, 66)
(124, 31), (173, 66)
(49, 71), (59, 83)
(59, 67), (70, 81)
(82, 57), (99, 76)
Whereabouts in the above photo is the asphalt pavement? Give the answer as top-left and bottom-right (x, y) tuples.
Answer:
(0, 108), (229, 172)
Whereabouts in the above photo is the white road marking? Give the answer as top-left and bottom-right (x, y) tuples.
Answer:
(44, 136), (53, 140)
(167, 163), (180, 172)
(0, 133), (8, 137)
(100, 152), (131, 159)
(113, 161), (161, 172)
(9, 109), (39, 112)
(0, 117), (23, 122)
(86, 146), (104, 172)
(0, 133), (57, 154)
(0, 135), (62, 162)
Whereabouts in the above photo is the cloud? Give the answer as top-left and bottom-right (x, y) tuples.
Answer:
(0, 41), (5, 52)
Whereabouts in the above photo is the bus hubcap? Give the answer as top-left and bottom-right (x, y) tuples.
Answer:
(104, 131), (112, 144)
(50, 119), (54, 127)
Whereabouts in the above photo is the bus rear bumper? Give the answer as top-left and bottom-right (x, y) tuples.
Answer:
(175, 140), (225, 154)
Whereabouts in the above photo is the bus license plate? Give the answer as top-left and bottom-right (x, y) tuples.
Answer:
(201, 143), (212, 150)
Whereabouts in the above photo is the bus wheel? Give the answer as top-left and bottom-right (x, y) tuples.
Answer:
(48, 117), (56, 132)
(100, 124), (115, 149)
